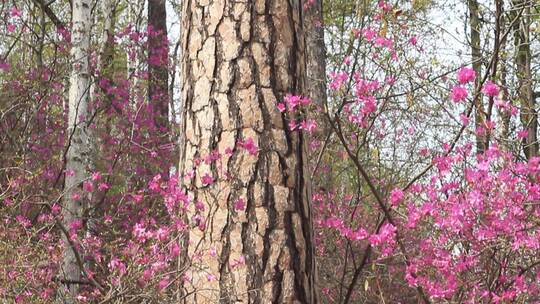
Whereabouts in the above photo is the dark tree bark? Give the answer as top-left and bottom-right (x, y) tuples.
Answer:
(148, 0), (170, 174)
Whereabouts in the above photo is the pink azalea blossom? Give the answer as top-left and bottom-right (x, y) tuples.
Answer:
(389, 188), (405, 207)
(457, 67), (476, 84)
(238, 138), (258, 156)
(277, 103), (286, 113)
(482, 81), (500, 97)
(517, 129), (529, 139)
(234, 198), (246, 211)
(10, 7), (22, 17)
(201, 173), (214, 185)
(451, 85), (468, 102)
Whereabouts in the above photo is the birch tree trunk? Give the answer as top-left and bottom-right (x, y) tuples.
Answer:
(179, 0), (317, 302)
(57, 0), (92, 302)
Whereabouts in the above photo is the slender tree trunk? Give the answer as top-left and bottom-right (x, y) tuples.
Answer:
(304, 0), (327, 107)
(179, 0), (317, 302)
(127, 0), (143, 103)
(97, 0), (115, 79)
(513, 0), (537, 159)
(57, 0), (92, 302)
(498, 38), (511, 150)
(148, 0), (170, 164)
(468, 0), (486, 154)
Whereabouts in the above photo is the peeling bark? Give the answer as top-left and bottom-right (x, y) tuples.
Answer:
(179, 0), (317, 303)
(57, 0), (92, 302)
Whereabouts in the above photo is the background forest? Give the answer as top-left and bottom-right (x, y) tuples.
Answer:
(1, 0), (540, 303)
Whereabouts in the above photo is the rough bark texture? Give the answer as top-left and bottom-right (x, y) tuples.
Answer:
(513, 0), (537, 159)
(57, 0), (92, 302)
(468, 0), (486, 154)
(179, 0), (317, 302)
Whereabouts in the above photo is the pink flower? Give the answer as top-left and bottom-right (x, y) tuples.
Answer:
(517, 129), (529, 139)
(170, 244), (181, 257)
(92, 172), (102, 181)
(389, 188), (405, 207)
(231, 255), (246, 269)
(482, 81), (500, 97)
(83, 180), (93, 192)
(0, 61), (11, 71)
(284, 94), (305, 111)
(195, 200), (205, 211)
(238, 138), (258, 156)
(409, 36), (418, 46)
(7, 23), (16, 33)
(363, 27), (377, 41)
(69, 219), (83, 232)
(300, 119), (317, 133)
(277, 103), (286, 113)
(329, 72), (348, 91)
(201, 173), (214, 185)
(158, 276), (169, 290)
(71, 192), (81, 201)
(451, 86), (468, 102)
(51, 204), (61, 215)
(378, 0), (392, 12)
(234, 198), (246, 211)
(289, 120), (298, 130)
(108, 257), (126, 275)
(10, 7), (22, 18)
(98, 183), (110, 191)
(149, 174), (162, 191)
(460, 113), (469, 126)
(457, 67), (476, 84)
(385, 76), (396, 85)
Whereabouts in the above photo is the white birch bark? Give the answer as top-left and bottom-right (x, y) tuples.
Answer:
(57, 0), (92, 302)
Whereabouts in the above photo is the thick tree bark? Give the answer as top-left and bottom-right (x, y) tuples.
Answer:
(513, 0), (537, 159)
(179, 0), (317, 302)
(57, 0), (92, 302)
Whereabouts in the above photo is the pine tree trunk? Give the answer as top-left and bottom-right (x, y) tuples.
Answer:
(179, 0), (317, 302)
(57, 0), (92, 302)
